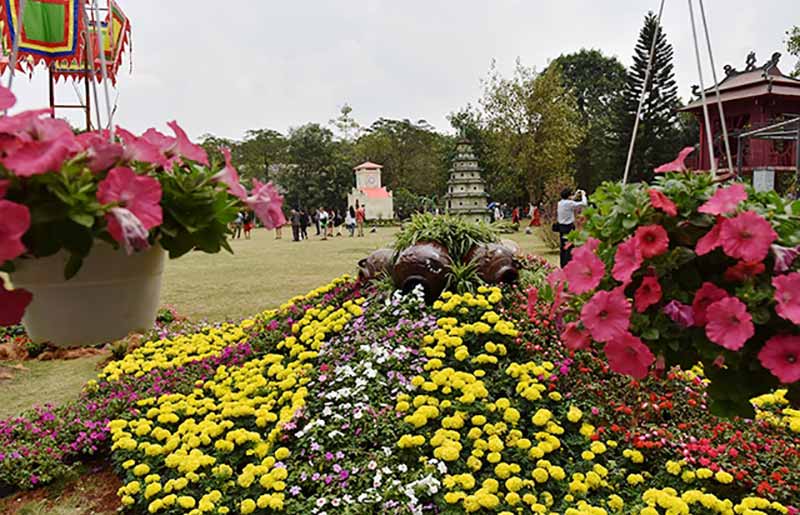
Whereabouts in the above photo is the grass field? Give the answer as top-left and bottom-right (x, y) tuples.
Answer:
(0, 227), (555, 420)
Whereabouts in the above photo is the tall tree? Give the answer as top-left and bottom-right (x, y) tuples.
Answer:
(354, 118), (451, 198)
(550, 50), (626, 190)
(329, 103), (362, 142)
(235, 129), (289, 182)
(613, 12), (682, 183)
(788, 26), (800, 77)
(478, 60), (584, 202)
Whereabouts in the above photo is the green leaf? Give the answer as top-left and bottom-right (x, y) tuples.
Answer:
(68, 212), (95, 228)
(641, 327), (659, 341)
(64, 253), (83, 280)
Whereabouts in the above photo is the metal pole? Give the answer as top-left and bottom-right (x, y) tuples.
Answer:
(687, 0), (717, 176)
(82, 4), (103, 132)
(622, 0), (666, 184)
(697, 0), (733, 172)
(91, 0), (114, 139)
(48, 65), (55, 118)
(5, 0), (27, 112)
(736, 135), (743, 178)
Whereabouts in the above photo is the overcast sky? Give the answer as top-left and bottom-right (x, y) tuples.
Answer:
(8, 0), (798, 140)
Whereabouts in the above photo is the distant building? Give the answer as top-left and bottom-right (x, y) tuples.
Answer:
(347, 161), (394, 220)
(444, 140), (490, 223)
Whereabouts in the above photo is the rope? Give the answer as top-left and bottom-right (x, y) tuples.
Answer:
(622, 0), (666, 184)
(687, 0), (717, 176)
(5, 0), (27, 112)
(698, 0), (733, 173)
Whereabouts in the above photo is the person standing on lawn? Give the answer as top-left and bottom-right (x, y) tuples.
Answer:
(290, 209), (301, 242)
(318, 207), (329, 240)
(345, 206), (356, 237)
(299, 209), (310, 240)
(356, 205), (366, 237)
(556, 188), (587, 267)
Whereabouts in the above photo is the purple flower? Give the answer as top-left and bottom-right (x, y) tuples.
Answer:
(663, 300), (694, 328)
(324, 451), (334, 461)
(290, 485), (301, 496)
(311, 472), (321, 481)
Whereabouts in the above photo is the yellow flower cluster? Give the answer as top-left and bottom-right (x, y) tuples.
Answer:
(639, 488), (789, 515)
(752, 389), (800, 433)
(109, 278), (362, 514)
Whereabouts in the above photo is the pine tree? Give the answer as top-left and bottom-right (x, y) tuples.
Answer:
(613, 12), (682, 183)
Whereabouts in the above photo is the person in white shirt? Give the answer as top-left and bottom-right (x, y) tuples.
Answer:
(556, 188), (587, 267)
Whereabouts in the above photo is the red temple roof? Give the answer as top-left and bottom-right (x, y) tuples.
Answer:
(359, 187), (391, 199)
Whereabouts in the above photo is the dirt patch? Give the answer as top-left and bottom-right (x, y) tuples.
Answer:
(0, 462), (121, 515)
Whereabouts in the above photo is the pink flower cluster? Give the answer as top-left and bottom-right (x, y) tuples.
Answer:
(0, 84), (286, 327)
(553, 182), (800, 386)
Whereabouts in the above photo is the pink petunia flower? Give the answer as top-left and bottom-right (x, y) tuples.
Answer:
(212, 147), (247, 200)
(692, 282), (728, 326)
(582, 237), (601, 253)
(603, 332), (655, 379)
(0, 276), (32, 326)
(0, 199), (31, 262)
(634, 275), (662, 313)
(0, 179), (8, 198)
(245, 179), (286, 229)
(580, 288), (631, 343)
(0, 85), (16, 110)
(773, 272), (800, 325)
(663, 300), (694, 328)
(106, 207), (151, 255)
(0, 136), (78, 177)
(698, 183), (747, 216)
(758, 334), (800, 384)
(563, 244), (606, 294)
(705, 296), (754, 351)
(635, 224), (669, 259)
(719, 211), (777, 262)
(771, 244), (800, 274)
(167, 121), (209, 166)
(612, 237), (643, 284)
(76, 131), (123, 173)
(96, 167), (162, 254)
(648, 189), (677, 216)
(723, 260), (765, 282)
(561, 322), (591, 351)
(695, 219), (723, 256)
(116, 127), (167, 166)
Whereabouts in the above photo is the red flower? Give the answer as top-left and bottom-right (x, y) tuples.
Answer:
(759, 335), (800, 384)
(773, 272), (800, 325)
(245, 179), (286, 229)
(0, 276), (32, 326)
(612, 237), (643, 284)
(719, 211), (777, 262)
(635, 224), (669, 259)
(698, 183), (747, 216)
(648, 189), (677, 216)
(705, 296), (754, 351)
(561, 322), (591, 351)
(0, 199), (31, 262)
(212, 147), (247, 200)
(634, 275), (662, 313)
(96, 167), (163, 254)
(563, 244), (605, 294)
(603, 332), (655, 379)
(580, 288), (631, 343)
(724, 260), (765, 282)
(695, 220), (723, 256)
(692, 282), (728, 326)
(526, 287), (538, 320)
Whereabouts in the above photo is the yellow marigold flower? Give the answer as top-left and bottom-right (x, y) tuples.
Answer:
(548, 391), (563, 401)
(532, 408), (552, 426)
(626, 473), (645, 485)
(133, 464), (150, 477)
(532, 468), (549, 483)
(696, 467), (713, 479)
(177, 496), (196, 509)
(608, 494), (624, 512)
(590, 441), (607, 454)
(581, 450), (595, 461)
(504, 408), (521, 424)
(666, 460), (682, 475)
(240, 499), (256, 514)
(681, 470), (696, 483)
(714, 470), (734, 484)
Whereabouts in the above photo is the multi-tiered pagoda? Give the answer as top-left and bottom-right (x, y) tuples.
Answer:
(445, 140), (490, 223)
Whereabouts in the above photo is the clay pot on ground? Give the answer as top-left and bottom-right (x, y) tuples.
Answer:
(357, 248), (395, 282)
(466, 242), (520, 285)
(392, 242), (453, 303)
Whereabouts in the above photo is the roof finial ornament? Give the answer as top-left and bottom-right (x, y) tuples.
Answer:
(745, 51), (757, 71)
(723, 64), (734, 76)
(763, 52), (781, 70)
(691, 85), (700, 98)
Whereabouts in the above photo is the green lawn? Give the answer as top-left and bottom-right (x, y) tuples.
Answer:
(1, 227), (556, 420)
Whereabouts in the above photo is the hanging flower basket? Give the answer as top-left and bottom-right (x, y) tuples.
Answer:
(0, 85), (286, 346)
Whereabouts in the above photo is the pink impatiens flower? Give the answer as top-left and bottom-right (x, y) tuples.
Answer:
(0, 276), (32, 326)
(612, 237), (643, 284)
(245, 179), (286, 229)
(603, 332), (655, 379)
(96, 167), (163, 254)
(773, 272), (800, 325)
(634, 275), (662, 313)
(563, 244), (605, 294)
(580, 288), (631, 343)
(698, 183), (747, 216)
(0, 199), (31, 262)
(212, 147), (247, 200)
(561, 322), (591, 351)
(635, 224), (669, 259)
(663, 300), (694, 328)
(705, 296), (754, 351)
(719, 211), (776, 262)
(692, 282), (728, 326)
(695, 219), (723, 256)
(758, 334), (800, 384)
(648, 189), (677, 216)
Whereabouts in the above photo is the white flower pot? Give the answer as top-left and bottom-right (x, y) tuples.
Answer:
(10, 242), (165, 348)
